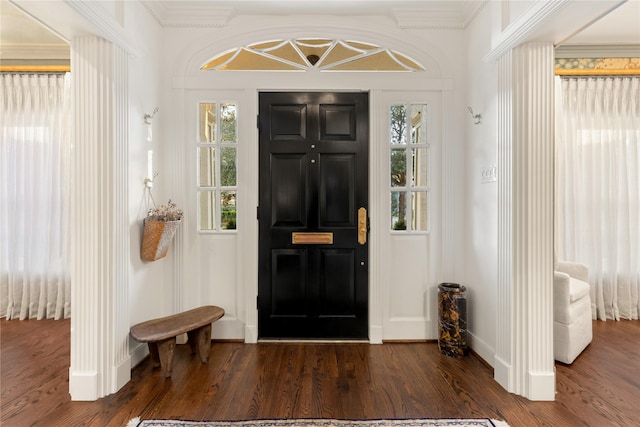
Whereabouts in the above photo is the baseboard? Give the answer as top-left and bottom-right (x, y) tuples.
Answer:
(383, 318), (437, 340)
(492, 354), (556, 400)
(493, 354), (512, 393)
(69, 370), (98, 401)
(369, 325), (383, 344)
(527, 369), (556, 401)
(130, 342), (149, 368)
(467, 331), (495, 368)
(245, 324), (258, 343)
(114, 355), (131, 392)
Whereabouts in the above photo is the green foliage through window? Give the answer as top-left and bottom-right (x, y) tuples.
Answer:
(198, 102), (238, 231)
(389, 103), (429, 232)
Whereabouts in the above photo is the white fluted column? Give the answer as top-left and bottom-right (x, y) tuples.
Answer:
(495, 42), (555, 401)
(69, 36), (130, 401)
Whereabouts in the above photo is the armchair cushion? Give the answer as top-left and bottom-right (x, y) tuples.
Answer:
(554, 271), (590, 304)
(568, 276), (590, 302)
(555, 289), (591, 326)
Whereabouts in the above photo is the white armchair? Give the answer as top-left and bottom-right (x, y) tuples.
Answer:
(553, 261), (593, 364)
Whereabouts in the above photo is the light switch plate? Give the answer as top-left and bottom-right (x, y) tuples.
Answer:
(481, 165), (497, 183)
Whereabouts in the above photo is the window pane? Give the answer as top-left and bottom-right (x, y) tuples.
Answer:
(221, 103), (237, 142)
(411, 191), (428, 231)
(391, 149), (406, 187)
(199, 191), (216, 231)
(199, 103), (217, 142)
(390, 104), (406, 144)
(198, 100), (238, 232)
(391, 192), (407, 230)
(411, 147), (428, 187)
(410, 104), (427, 144)
(198, 146), (216, 187)
(220, 147), (237, 186)
(221, 190), (237, 230)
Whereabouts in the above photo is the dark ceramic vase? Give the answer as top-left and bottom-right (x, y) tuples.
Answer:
(437, 283), (468, 357)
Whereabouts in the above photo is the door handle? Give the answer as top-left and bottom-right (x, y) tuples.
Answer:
(358, 207), (367, 245)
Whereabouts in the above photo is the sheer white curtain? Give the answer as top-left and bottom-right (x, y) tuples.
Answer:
(555, 76), (639, 320)
(0, 73), (71, 320)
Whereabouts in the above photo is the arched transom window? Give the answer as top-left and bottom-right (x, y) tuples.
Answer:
(201, 39), (425, 72)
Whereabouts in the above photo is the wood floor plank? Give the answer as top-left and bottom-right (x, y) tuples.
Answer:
(1, 318), (639, 427)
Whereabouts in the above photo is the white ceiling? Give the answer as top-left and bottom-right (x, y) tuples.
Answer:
(0, 0), (66, 44)
(1, 0), (639, 62)
(558, 0), (640, 46)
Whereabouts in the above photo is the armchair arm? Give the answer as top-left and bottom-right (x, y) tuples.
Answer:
(553, 271), (571, 304)
(556, 261), (589, 282)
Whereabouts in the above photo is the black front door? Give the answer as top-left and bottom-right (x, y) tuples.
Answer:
(258, 92), (369, 339)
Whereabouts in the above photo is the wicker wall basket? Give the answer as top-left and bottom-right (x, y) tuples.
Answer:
(141, 219), (181, 261)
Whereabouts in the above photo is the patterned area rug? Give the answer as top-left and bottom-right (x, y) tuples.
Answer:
(128, 418), (510, 427)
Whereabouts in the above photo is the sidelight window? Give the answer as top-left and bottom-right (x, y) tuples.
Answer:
(197, 102), (237, 231)
(389, 103), (429, 232)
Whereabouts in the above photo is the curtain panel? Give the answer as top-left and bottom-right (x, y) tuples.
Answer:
(555, 76), (640, 320)
(0, 73), (71, 320)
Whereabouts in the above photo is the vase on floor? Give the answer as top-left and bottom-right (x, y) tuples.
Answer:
(437, 282), (468, 357)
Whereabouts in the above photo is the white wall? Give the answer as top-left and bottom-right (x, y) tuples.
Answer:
(157, 14), (468, 343)
(461, 2), (499, 365)
(124, 0), (173, 365)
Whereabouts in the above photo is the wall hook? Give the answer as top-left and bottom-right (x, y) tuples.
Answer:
(467, 106), (481, 124)
(144, 107), (159, 125)
(144, 171), (159, 188)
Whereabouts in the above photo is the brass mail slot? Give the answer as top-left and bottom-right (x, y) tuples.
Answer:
(292, 232), (334, 245)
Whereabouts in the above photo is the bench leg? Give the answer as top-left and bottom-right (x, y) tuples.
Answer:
(148, 342), (161, 368)
(156, 337), (176, 378)
(187, 323), (212, 364)
(187, 331), (197, 355)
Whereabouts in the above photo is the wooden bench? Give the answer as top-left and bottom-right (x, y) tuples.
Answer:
(130, 305), (224, 377)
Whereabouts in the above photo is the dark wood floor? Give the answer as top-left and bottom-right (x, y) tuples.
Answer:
(1, 319), (638, 427)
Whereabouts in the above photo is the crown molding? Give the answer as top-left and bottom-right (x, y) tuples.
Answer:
(64, 0), (143, 57)
(392, 1), (487, 29)
(484, 0), (630, 64)
(141, 1), (235, 28)
(485, 0), (567, 63)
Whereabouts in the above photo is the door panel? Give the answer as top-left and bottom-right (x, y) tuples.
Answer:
(270, 105), (307, 141)
(320, 105), (357, 141)
(258, 92), (369, 339)
(271, 249), (307, 316)
(270, 154), (307, 227)
(319, 249), (356, 316)
(320, 154), (355, 227)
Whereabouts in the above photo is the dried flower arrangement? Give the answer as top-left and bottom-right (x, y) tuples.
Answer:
(146, 199), (183, 222)
(142, 199), (183, 261)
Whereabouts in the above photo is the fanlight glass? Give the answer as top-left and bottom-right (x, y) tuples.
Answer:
(202, 39), (425, 72)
